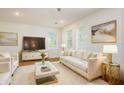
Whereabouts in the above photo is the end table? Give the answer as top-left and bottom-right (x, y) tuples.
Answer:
(102, 62), (120, 85)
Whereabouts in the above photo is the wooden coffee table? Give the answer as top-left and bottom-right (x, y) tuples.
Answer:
(35, 61), (59, 85)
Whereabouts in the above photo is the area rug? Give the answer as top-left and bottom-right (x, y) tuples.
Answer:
(10, 62), (108, 85)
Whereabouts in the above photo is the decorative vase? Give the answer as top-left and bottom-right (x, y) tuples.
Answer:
(39, 51), (46, 65)
(42, 57), (45, 65)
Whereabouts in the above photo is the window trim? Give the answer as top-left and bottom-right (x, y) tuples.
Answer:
(76, 27), (88, 50)
(66, 30), (73, 49)
(48, 31), (57, 49)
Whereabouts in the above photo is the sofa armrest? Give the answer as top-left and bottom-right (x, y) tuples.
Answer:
(0, 62), (11, 73)
(11, 53), (19, 73)
(87, 57), (106, 80)
(88, 56), (106, 61)
(11, 53), (19, 61)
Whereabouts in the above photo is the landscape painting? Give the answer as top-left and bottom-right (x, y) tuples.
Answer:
(0, 32), (18, 46)
(91, 20), (116, 43)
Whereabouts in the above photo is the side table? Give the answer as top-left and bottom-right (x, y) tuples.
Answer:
(102, 62), (120, 85)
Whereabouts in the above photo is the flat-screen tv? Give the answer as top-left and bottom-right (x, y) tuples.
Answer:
(23, 37), (45, 50)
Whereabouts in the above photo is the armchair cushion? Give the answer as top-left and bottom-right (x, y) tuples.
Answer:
(0, 72), (11, 85)
(0, 52), (10, 58)
(0, 62), (11, 73)
(0, 53), (11, 73)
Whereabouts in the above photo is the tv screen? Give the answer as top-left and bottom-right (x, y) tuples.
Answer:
(23, 37), (45, 50)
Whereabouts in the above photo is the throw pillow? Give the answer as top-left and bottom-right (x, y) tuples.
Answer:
(64, 51), (68, 56)
(64, 50), (72, 56)
(68, 51), (72, 56)
(82, 52), (92, 61)
(75, 51), (83, 58)
(70, 50), (75, 57)
(90, 53), (97, 58)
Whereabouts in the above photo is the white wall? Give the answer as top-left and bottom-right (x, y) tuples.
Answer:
(62, 9), (124, 80)
(122, 9), (124, 81)
(0, 21), (62, 58)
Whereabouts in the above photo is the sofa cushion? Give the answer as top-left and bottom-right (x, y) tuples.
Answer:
(81, 52), (92, 61)
(61, 56), (73, 61)
(0, 72), (11, 85)
(70, 60), (88, 72)
(90, 53), (97, 58)
(75, 51), (83, 58)
(71, 51), (76, 57)
(64, 51), (72, 56)
(61, 56), (88, 72)
(64, 51), (68, 56)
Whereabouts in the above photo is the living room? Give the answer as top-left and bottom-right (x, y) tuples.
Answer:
(0, 8), (124, 85)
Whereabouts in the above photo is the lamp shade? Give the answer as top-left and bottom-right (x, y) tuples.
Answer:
(61, 44), (66, 47)
(103, 45), (118, 53)
(61, 51), (64, 54)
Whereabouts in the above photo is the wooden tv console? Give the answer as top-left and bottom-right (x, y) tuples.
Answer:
(22, 51), (41, 61)
(21, 50), (49, 61)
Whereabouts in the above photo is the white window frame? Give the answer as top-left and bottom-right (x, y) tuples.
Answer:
(76, 26), (88, 50)
(66, 30), (73, 49)
(48, 31), (57, 49)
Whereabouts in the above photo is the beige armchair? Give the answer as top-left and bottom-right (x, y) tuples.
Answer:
(0, 52), (11, 85)
(0, 52), (19, 85)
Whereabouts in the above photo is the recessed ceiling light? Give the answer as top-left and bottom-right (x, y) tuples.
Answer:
(14, 10), (23, 16)
(60, 20), (64, 23)
(15, 11), (20, 16)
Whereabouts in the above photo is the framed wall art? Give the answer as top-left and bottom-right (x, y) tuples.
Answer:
(91, 20), (117, 43)
(0, 32), (18, 46)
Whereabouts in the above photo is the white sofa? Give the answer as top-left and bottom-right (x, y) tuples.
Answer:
(0, 52), (19, 85)
(60, 50), (106, 81)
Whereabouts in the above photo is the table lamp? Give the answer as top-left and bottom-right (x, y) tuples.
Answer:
(61, 44), (66, 51)
(61, 44), (66, 55)
(61, 43), (66, 47)
(103, 45), (118, 64)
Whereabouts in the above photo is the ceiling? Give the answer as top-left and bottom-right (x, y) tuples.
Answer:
(0, 8), (100, 28)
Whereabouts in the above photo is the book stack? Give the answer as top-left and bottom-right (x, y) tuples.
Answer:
(41, 66), (51, 72)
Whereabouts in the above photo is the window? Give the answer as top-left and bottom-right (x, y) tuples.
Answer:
(77, 27), (88, 50)
(48, 32), (57, 48)
(67, 30), (73, 49)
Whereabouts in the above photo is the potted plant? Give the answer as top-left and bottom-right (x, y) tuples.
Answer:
(39, 51), (46, 64)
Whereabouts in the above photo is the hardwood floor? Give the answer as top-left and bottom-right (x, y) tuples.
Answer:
(19, 57), (60, 66)
(48, 57), (60, 62)
(19, 61), (35, 66)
